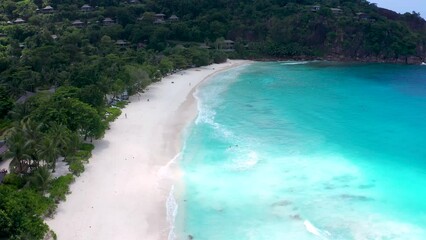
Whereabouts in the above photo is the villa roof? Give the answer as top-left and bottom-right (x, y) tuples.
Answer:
(116, 40), (128, 45)
(51, 34), (58, 40)
(155, 13), (166, 17)
(81, 4), (92, 10)
(103, 17), (114, 22)
(72, 20), (84, 24)
(169, 15), (179, 19)
(14, 18), (25, 23)
(224, 40), (234, 43)
(43, 5), (54, 10)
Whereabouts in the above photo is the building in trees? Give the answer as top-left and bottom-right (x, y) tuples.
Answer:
(81, 4), (92, 12)
(41, 6), (54, 14)
(356, 12), (369, 20)
(103, 18), (115, 26)
(330, 8), (342, 15)
(169, 15), (179, 22)
(223, 40), (235, 51)
(116, 40), (129, 48)
(72, 20), (85, 28)
(311, 5), (321, 12)
(13, 18), (26, 24)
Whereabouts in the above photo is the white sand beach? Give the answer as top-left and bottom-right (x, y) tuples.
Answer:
(46, 60), (250, 240)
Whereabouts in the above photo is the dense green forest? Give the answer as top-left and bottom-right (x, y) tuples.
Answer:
(0, 0), (426, 239)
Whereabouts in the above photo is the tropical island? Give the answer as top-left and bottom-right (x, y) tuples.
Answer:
(0, 0), (425, 239)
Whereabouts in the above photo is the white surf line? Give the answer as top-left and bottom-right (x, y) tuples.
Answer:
(304, 220), (331, 240)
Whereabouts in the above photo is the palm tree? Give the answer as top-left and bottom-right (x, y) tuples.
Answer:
(4, 128), (31, 174)
(29, 166), (51, 192)
(47, 123), (70, 156)
(21, 119), (44, 168)
(64, 132), (81, 162)
(38, 137), (61, 172)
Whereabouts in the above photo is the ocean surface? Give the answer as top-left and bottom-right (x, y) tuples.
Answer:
(177, 62), (426, 240)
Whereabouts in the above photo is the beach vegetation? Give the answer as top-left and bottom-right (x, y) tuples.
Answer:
(48, 174), (74, 203)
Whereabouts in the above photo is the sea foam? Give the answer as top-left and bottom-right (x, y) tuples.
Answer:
(166, 185), (178, 240)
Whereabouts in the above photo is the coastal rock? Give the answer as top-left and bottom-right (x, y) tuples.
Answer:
(271, 200), (292, 207)
(340, 194), (373, 201)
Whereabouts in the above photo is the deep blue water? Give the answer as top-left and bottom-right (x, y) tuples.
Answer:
(178, 62), (426, 239)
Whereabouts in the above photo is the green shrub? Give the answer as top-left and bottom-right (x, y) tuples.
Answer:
(49, 174), (74, 203)
(2, 174), (26, 188)
(79, 143), (94, 152)
(105, 107), (122, 123)
(115, 101), (128, 109)
(69, 160), (84, 176)
(75, 150), (91, 161)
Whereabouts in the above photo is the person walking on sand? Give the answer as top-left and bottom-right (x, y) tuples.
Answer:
(125, 113), (127, 119)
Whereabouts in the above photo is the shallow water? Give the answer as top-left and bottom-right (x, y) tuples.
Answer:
(178, 62), (426, 240)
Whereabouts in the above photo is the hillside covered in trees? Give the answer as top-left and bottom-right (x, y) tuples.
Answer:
(0, 0), (426, 239)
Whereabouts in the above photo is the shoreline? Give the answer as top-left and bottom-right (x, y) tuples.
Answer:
(248, 55), (425, 65)
(46, 59), (251, 240)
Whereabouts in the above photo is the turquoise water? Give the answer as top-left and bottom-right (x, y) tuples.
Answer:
(178, 62), (426, 240)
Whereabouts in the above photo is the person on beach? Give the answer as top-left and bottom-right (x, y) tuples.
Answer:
(125, 113), (127, 118)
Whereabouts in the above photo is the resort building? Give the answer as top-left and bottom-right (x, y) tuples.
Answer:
(72, 20), (85, 28)
(103, 17), (115, 26)
(81, 4), (92, 12)
(41, 5), (54, 14)
(169, 15), (179, 22)
(356, 12), (369, 20)
(116, 40), (129, 47)
(311, 5), (321, 12)
(13, 18), (26, 24)
(154, 13), (166, 21)
(51, 34), (58, 40)
(128, 0), (140, 4)
(330, 8), (342, 14)
(223, 40), (235, 51)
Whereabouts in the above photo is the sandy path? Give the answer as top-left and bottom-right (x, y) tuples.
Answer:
(47, 60), (250, 240)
